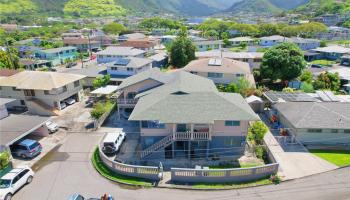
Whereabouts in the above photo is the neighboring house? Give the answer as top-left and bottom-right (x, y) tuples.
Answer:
(273, 102), (350, 146)
(63, 38), (100, 52)
(0, 98), (50, 147)
(148, 52), (168, 68)
(106, 57), (153, 76)
(290, 37), (320, 51)
(119, 70), (259, 160)
(195, 50), (264, 69)
(183, 58), (255, 86)
(194, 40), (223, 52)
(19, 59), (52, 70)
(61, 32), (83, 39)
(120, 39), (158, 54)
(118, 33), (146, 42)
(90, 35), (114, 47)
(0, 71), (85, 116)
(311, 45), (350, 60)
(315, 26), (350, 40)
(228, 37), (255, 46)
(313, 14), (343, 26)
(62, 65), (110, 88)
(259, 35), (289, 47)
(35, 46), (78, 66)
(96, 47), (145, 64)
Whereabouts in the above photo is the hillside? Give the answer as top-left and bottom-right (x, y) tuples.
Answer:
(227, 0), (282, 15)
(295, 0), (350, 16)
(63, 0), (126, 18)
(0, 0), (37, 15)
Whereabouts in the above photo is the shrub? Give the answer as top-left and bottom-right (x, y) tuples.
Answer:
(248, 121), (268, 145)
(0, 150), (11, 170)
(270, 174), (281, 184)
(90, 101), (114, 119)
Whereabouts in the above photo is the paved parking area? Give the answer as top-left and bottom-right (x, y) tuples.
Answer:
(264, 130), (338, 180)
(11, 130), (350, 200)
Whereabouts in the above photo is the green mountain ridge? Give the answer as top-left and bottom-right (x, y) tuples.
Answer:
(294, 0), (350, 16)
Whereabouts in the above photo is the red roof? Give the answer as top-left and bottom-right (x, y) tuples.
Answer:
(0, 69), (20, 77)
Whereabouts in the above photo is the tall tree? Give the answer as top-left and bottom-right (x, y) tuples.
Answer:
(102, 22), (127, 35)
(261, 42), (306, 82)
(169, 28), (196, 68)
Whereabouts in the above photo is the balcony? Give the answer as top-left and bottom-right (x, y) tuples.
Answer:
(173, 131), (210, 141)
(117, 98), (138, 105)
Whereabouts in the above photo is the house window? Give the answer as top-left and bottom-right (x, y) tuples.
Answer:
(331, 129), (338, 133)
(236, 74), (244, 77)
(345, 130), (350, 133)
(308, 129), (322, 133)
(24, 90), (35, 97)
(12, 87), (20, 91)
(208, 72), (223, 78)
(74, 80), (79, 87)
(44, 90), (50, 95)
(111, 67), (118, 71)
(225, 121), (240, 126)
(20, 100), (25, 105)
(141, 121), (165, 129)
(127, 68), (133, 72)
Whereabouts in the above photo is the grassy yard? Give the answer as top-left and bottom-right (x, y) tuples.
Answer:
(192, 178), (272, 189)
(229, 46), (248, 52)
(310, 60), (336, 66)
(310, 149), (350, 167)
(91, 148), (153, 187)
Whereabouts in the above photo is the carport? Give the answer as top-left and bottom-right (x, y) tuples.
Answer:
(0, 114), (49, 147)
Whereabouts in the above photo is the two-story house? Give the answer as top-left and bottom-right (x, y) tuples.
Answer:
(117, 69), (259, 161)
(183, 58), (255, 86)
(96, 47), (145, 64)
(0, 71), (85, 116)
(35, 46), (77, 66)
(106, 57), (153, 77)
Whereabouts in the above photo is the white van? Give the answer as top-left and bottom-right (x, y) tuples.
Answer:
(102, 132), (125, 155)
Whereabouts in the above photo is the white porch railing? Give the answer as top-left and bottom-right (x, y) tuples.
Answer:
(140, 132), (210, 158)
(117, 99), (138, 105)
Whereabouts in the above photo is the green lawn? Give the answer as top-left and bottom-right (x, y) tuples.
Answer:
(91, 148), (153, 187)
(229, 46), (248, 52)
(310, 60), (336, 66)
(192, 178), (272, 189)
(310, 149), (350, 167)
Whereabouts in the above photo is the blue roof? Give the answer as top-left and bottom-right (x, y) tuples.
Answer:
(18, 139), (37, 146)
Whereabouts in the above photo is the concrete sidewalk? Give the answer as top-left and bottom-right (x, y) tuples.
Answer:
(264, 131), (338, 180)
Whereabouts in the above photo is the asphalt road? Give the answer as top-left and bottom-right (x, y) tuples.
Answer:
(13, 132), (350, 200)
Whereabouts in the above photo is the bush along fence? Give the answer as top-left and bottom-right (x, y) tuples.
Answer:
(92, 101), (117, 130)
(98, 137), (163, 181)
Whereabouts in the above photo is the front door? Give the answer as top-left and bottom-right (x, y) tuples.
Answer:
(176, 124), (187, 132)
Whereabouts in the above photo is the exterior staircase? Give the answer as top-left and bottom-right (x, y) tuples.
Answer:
(140, 131), (210, 159)
(26, 98), (60, 116)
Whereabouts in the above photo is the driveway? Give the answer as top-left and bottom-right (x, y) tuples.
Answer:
(12, 131), (350, 200)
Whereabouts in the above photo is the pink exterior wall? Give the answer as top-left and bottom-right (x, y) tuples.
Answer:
(140, 121), (249, 137)
(212, 120), (249, 136)
(123, 79), (162, 98)
(140, 123), (173, 137)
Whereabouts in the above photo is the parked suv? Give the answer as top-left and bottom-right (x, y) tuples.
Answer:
(102, 132), (126, 155)
(0, 166), (34, 200)
(11, 139), (42, 159)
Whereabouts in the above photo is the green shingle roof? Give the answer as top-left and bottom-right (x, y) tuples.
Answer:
(129, 71), (259, 124)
